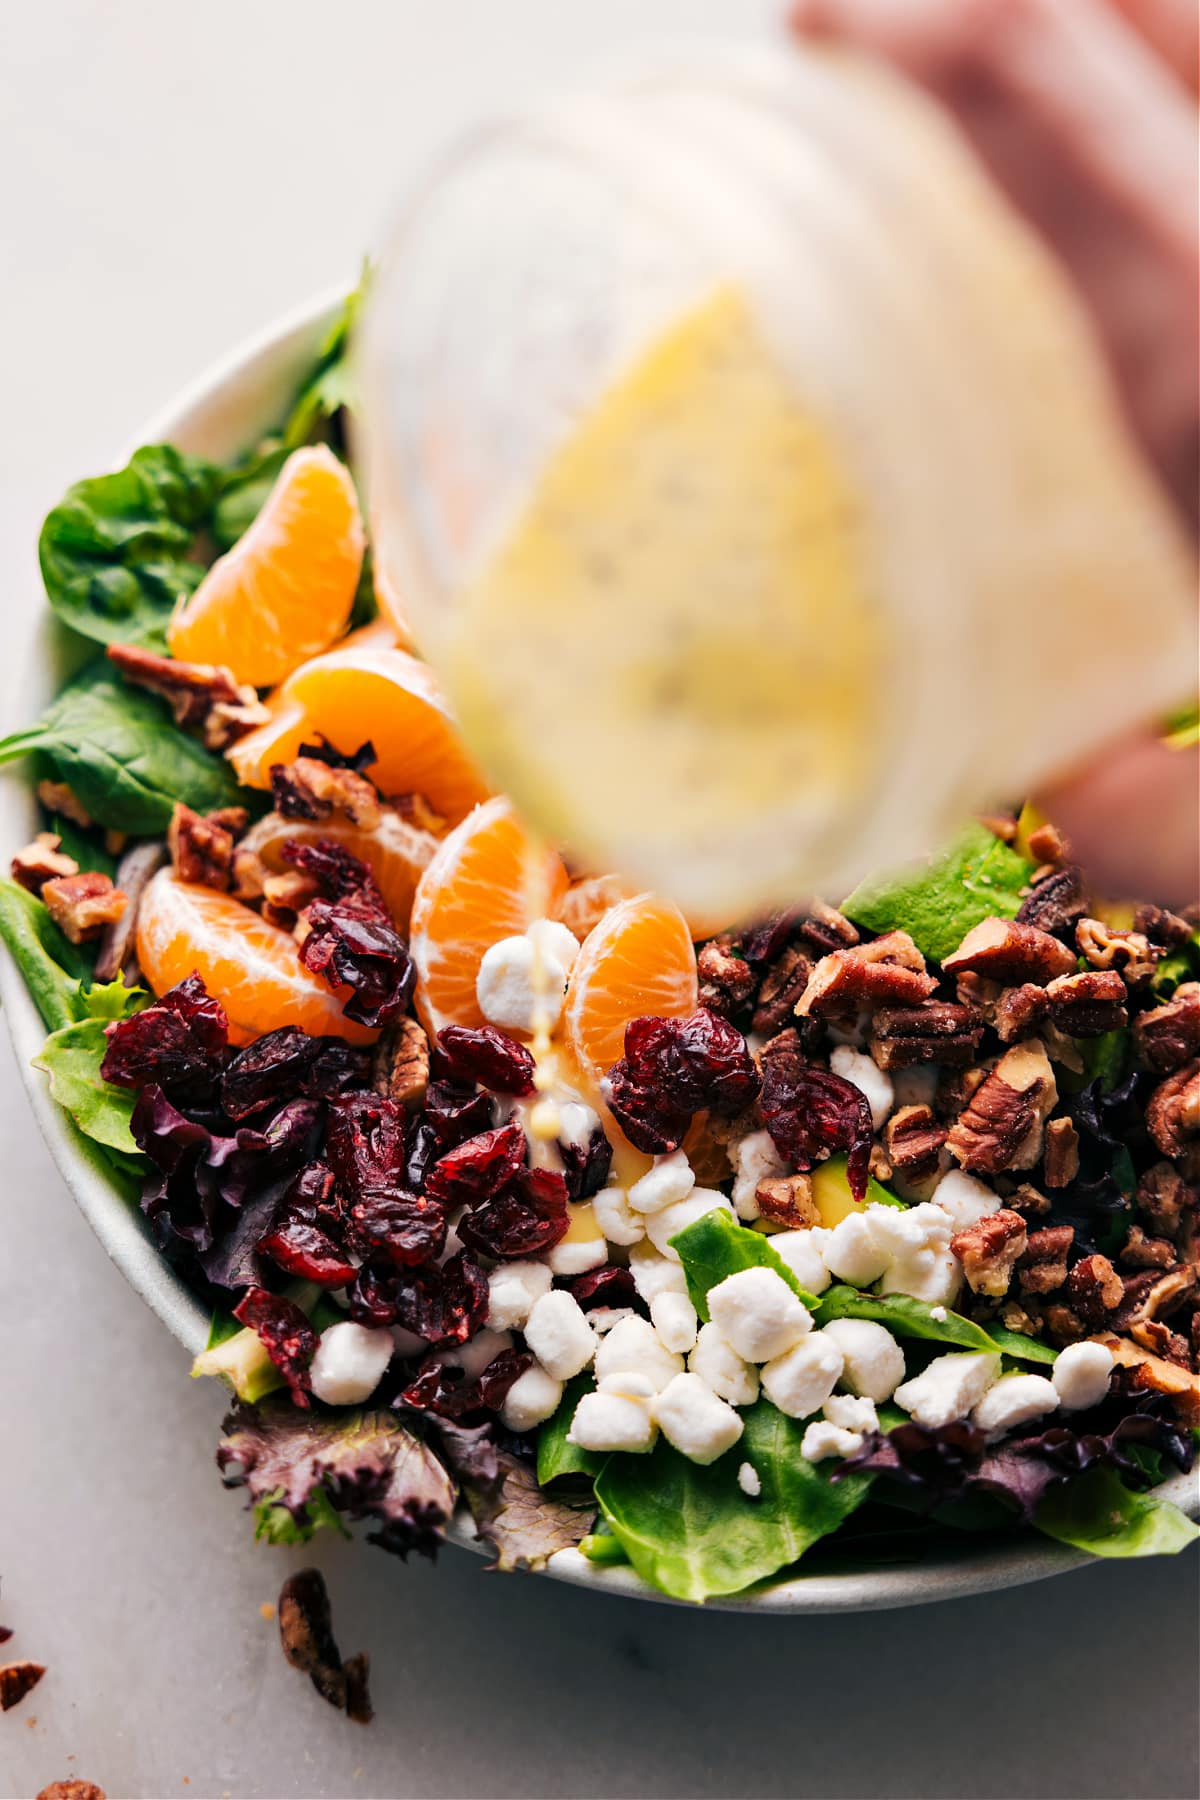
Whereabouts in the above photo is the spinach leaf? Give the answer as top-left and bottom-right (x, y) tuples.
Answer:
(0, 660), (242, 832)
(668, 1208), (819, 1320)
(984, 1324), (1059, 1365)
(282, 278), (364, 449)
(33, 1016), (141, 1155)
(1081, 1029), (1129, 1093)
(812, 1153), (907, 1220)
(0, 877), (94, 1031)
(210, 442), (291, 553)
(813, 1285), (1001, 1352)
(1152, 928), (1200, 1001)
(594, 1400), (874, 1602)
(38, 444), (221, 647)
(579, 1529), (631, 1567)
(42, 813), (116, 880)
(841, 821), (1034, 964)
(1034, 1467), (1199, 1558)
(537, 1375), (602, 1489)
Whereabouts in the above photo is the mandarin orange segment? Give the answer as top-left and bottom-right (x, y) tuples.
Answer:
(562, 892), (698, 1091)
(168, 446), (365, 687)
(408, 797), (568, 1038)
(371, 538), (417, 651)
(235, 810), (438, 930)
(136, 869), (376, 1046)
(226, 643), (490, 825)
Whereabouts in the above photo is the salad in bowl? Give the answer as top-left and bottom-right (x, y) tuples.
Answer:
(1, 280), (1197, 1636)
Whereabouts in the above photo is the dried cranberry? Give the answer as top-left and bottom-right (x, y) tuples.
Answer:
(295, 735), (377, 774)
(603, 1007), (758, 1152)
(457, 1166), (571, 1260)
(285, 838), (415, 1029)
(602, 1066), (691, 1154)
(280, 1161), (337, 1221)
(557, 1123), (613, 1200)
(327, 1092), (406, 1196)
(284, 836), (379, 901)
(101, 974), (229, 1104)
(347, 1259), (403, 1328)
(740, 910), (800, 966)
(233, 1287), (318, 1402)
(424, 1121), (527, 1209)
(259, 1219), (358, 1287)
(405, 1085), (495, 1189)
(348, 1190), (447, 1267)
(388, 1252), (489, 1347)
(220, 1028), (371, 1120)
(568, 1265), (637, 1311)
(400, 1348), (532, 1419)
(435, 1024), (536, 1096)
(760, 1050), (873, 1202)
(404, 1118), (445, 1193)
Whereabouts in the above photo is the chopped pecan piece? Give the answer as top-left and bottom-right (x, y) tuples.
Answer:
(1100, 1334), (1200, 1423)
(754, 1173), (819, 1228)
(1044, 969), (1128, 1038)
(686, 1113), (739, 1188)
(10, 831), (79, 895)
(977, 812), (1018, 844)
(697, 936), (756, 1018)
(1066, 1253), (1124, 1326)
(37, 1783), (108, 1800)
(270, 756), (382, 829)
(946, 1040), (1058, 1173)
(797, 931), (935, 1018)
(933, 1064), (989, 1120)
(795, 902), (859, 955)
(1041, 1116), (1080, 1189)
(278, 1568), (349, 1713)
(1113, 1264), (1196, 1328)
(1007, 1181), (1052, 1217)
(951, 1208), (1027, 1297)
(883, 1104), (946, 1183)
(1119, 1225), (1177, 1271)
(167, 802), (246, 890)
(93, 840), (167, 982)
(1017, 1223), (1074, 1295)
(1040, 1302), (1086, 1344)
(36, 778), (91, 828)
(1132, 903), (1194, 950)
(869, 1001), (984, 1071)
(106, 642), (269, 749)
(1015, 864), (1088, 941)
(1136, 1161), (1191, 1239)
(1025, 821), (1069, 865)
(1134, 983), (1200, 1074)
(262, 870), (320, 928)
(1146, 1059), (1200, 1160)
(993, 983), (1050, 1044)
(391, 791), (447, 835)
(868, 1143), (893, 1183)
(0, 1660), (45, 1710)
(1075, 918), (1160, 985)
(942, 916), (1076, 985)
(42, 871), (127, 944)
(751, 943), (812, 1037)
(372, 1015), (431, 1111)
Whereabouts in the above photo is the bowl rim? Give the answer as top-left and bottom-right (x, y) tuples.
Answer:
(2, 288), (1192, 1614)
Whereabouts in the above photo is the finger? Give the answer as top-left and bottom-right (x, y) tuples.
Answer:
(1035, 731), (1199, 910)
(1105, 0), (1199, 97)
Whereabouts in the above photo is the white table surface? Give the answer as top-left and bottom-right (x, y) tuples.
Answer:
(1, 4), (1197, 1797)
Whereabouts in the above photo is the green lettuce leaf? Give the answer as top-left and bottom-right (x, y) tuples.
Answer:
(1034, 1467), (1200, 1558)
(537, 1375), (601, 1489)
(669, 1207), (819, 1320)
(0, 876), (94, 1031)
(254, 1481), (350, 1546)
(0, 660), (242, 833)
(594, 1400), (874, 1602)
(983, 1323), (1059, 1365)
(812, 1285), (1002, 1352)
(33, 1016), (140, 1155)
(841, 821), (1035, 964)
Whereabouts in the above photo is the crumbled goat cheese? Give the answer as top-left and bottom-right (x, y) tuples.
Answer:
(649, 1289), (699, 1355)
(730, 1127), (786, 1222)
(587, 1306), (637, 1336)
(769, 1227), (832, 1295)
(894, 1351), (1001, 1428)
(820, 1318), (906, 1401)
(869, 1202), (963, 1306)
(971, 1373), (1060, 1440)
(822, 1212), (891, 1287)
(737, 1461), (762, 1497)
(568, 1371), (658, 1453)
(501, 1362), (563, 1431)
(628, 1150), (696, 1214)
(644, 1188), (734, 1259)
(477, 933), (567, 1031)
(655, 1372), (744, 1465)
(800, 1419), (864, 1462)
(929, 1305), (948, 1321)
(523, 1289), (598, 1381)
(892, 1066), (940, 1109)
(829, 1045), (894, 1130)
(592, 1182), (645, 1246)
(688, 1322), (760, 1406)
(823, 1393), (879, 1434)
(628, 1239), (690, 1300)
(545, 1232), (608, 1277)
(525, 916), (581, 975)
(556, 1097), (600, 1147)
(486, 1259), (553, 1332)
(308, 1322), (394, 1407)
(931, 1168), (1003, 1231)
(760, 1331), (844, 1419)
(438, 1326), (513, 1380)
(708, 1266), (813, 1363)
(593, 1314), (684, 1392)
(1051, 1340), (1115, 1411)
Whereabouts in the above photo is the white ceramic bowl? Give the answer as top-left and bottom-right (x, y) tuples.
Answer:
(2, 293), (1193, 1611)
